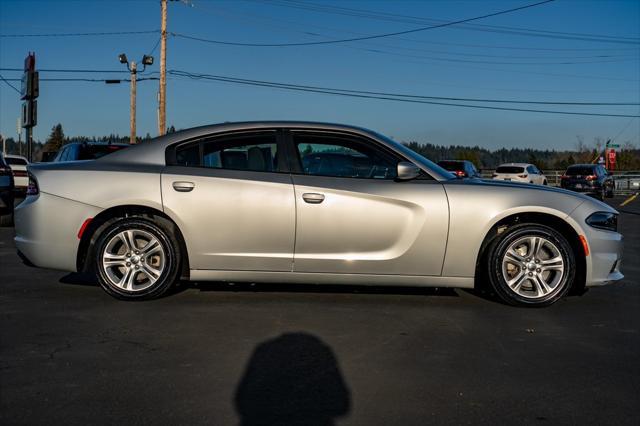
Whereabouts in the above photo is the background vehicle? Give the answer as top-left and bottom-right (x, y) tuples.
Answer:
(0, 153), (15, 226)
(437, 160), (481, 178)
(4, 155), (29, 194)
(40, 151), (58, 163)
(52, 142), (129, 162)
(15, 122), (623, 307)
(560, 164), (614, 200)
(492, 163), (547, 185)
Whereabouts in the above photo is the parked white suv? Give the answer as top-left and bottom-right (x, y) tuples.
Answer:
(4, 155), (29, 192)
(492, 163), (547, 185)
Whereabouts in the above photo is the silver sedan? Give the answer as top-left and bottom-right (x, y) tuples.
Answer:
(14, 122), (623, 306)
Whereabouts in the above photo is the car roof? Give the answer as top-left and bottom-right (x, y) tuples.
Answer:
(102, 121), (399, 166)
(92, 121), (455, 181)
(497, 163), (532, 167)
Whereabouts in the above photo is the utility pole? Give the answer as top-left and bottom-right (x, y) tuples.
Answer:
(130, 61), (137, 145)
(159, 0), (167, 136)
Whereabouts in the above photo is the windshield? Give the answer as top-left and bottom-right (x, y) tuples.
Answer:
(437, 161), (465, 171)
(371, 132), (455, 180)
(5, 157), (28, 166)
(496, 166), (524, 174)
(566, 166), (596, 176)
(79, 145), (129, 160)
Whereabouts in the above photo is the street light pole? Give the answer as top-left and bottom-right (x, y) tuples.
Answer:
(118, 53), (154, 145)
(130, 61), (137, 145)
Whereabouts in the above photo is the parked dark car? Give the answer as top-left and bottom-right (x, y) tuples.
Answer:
(52, 142), (130, 162)
(560, 164), (614, 200)
(0, 153), (16, 226)
(437, 160), (481, 178)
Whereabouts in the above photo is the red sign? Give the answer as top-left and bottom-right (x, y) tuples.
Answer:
(608, 148), (616, 171)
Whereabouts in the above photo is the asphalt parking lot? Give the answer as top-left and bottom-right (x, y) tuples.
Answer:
(1, 196), (638, 425)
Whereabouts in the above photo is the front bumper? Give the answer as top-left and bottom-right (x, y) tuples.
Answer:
(568, 202), (624, 287)
(14, 192), (102, 272)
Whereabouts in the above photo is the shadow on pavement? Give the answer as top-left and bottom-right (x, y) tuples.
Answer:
(193, 281), (459, 297)
(59, 272), (98, 287)
(235, 332), (350, 426)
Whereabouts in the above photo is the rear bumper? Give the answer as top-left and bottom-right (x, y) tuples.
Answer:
(14, 192), (102, 272)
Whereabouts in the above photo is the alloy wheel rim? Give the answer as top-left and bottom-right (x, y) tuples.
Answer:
(501, 235), (565, 299)
(101, 229), (166, 292)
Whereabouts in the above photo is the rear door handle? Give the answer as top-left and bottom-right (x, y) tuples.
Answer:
(172, 181), (195, 192)
(302, 193), (325, 204)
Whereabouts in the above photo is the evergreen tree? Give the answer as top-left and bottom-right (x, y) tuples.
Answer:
(44, 123), (65, 152)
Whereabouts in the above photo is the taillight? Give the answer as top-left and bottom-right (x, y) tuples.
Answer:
(586, 175), (597, 181)
(561, 175), (569, 179)
(13, 170), (28, 177)
(455, 170), (465, 177)
(26, 173), (39, 196)
(518, 174), (528, 178)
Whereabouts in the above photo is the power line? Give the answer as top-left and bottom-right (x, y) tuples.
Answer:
(269, 0), (640, 44)
(1, 77), (159, 83)
(170, 70), (639, 106)
(168, 70), (640, 118)
(0, 73), (21, 93)
(171, 0), (557, 47)
(203, 1), (639, 53)
(0, 30), (159, 38)
(0, 67), (130, 73)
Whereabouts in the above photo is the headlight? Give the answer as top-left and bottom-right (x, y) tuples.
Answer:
(586, 212), (618, 232)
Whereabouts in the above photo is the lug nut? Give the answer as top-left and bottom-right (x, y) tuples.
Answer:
(536, 268), (541, 272)
(135, 265), (140, 270)
(535, 259), (540, 263)
(528, 272), (533, 276)
(126, 262), (131, 266)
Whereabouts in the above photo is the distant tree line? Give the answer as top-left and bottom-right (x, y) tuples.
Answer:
(2, 123), (638, 170)
(404, 138), (640, 171)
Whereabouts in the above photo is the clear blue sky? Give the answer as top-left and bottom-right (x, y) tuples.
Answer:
(1, 0), (639, 150)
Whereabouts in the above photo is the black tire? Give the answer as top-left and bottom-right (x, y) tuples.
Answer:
(605, 185), (615, 198)
(543, 180), (548, 186)
(486, 223), (575, 307)
(94, 217), (181, 300)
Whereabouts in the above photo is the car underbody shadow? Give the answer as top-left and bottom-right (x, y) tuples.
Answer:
(59, 272), (99, 287)
(188, 281), (460, 298)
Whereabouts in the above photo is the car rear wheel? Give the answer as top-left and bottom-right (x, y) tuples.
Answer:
(94, 218), (180, 300)
(487, 224), (575, 307)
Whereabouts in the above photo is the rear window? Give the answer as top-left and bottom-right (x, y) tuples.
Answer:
(79, 145), (128, 160)
(566, 166), (596, 176)
(5, 157), (28, 166)
(496, 166), (524, 174)
(437, 161), (464, 171)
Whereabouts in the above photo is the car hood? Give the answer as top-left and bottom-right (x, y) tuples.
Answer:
(445, 177), (617, 214)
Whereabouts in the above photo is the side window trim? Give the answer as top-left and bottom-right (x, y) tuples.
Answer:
(166, 129), (290, 174)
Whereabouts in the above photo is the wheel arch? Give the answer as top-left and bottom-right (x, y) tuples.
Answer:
(475, 211), (586, 294)
(76, 204), (190, 280)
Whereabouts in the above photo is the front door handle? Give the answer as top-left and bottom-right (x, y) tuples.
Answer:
(172, 181), (195, 192)
(302, 193), (325, 204)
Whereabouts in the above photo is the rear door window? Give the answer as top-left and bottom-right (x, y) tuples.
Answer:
(496, 166), (524, 174)
(173, 131), (282, 173)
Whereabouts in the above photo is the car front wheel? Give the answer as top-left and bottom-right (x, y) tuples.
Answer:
(94, 217), (180, 300)
(487, 224), (575, 307)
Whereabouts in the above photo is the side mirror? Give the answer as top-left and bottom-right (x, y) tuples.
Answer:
(396, 161), (421, 181)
